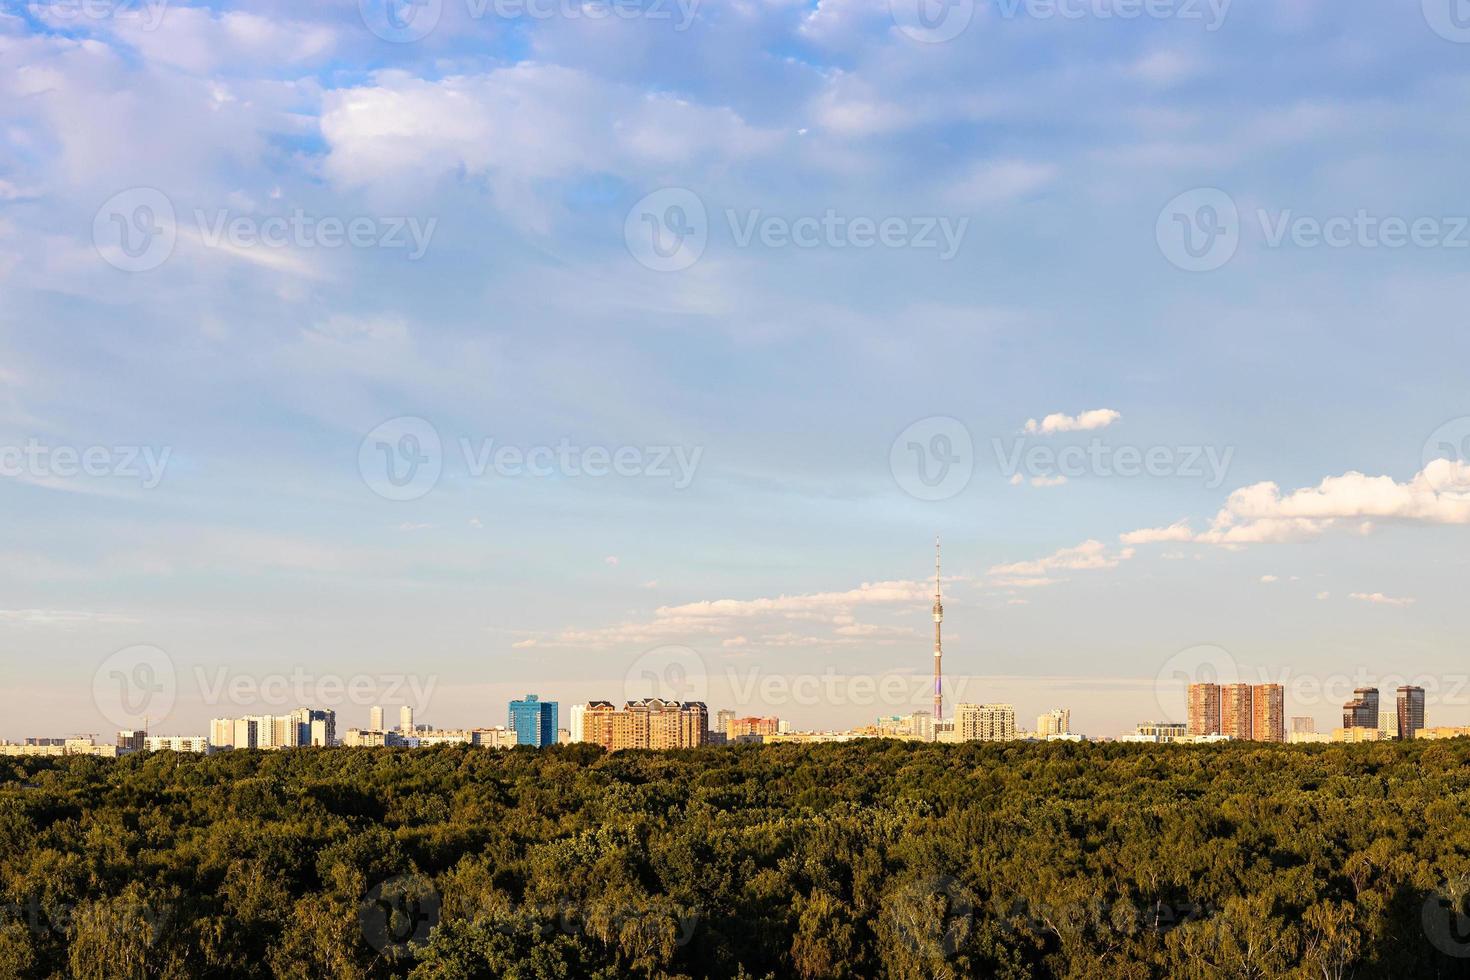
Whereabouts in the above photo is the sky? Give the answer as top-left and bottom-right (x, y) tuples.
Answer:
(1, 0), (1469, 741)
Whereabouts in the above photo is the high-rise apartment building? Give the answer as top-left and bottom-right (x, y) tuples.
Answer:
(308, 710), (336, 747)
(1036, 708), (1071, 736)
(1220, 684), (1252, 738)
(1187, 683), (1222, 735)
(715, 709), (736, 739)
(116, 729), (146, 752)
(232, 718), (258, 750)
(1397, 686), (1425, 740)
(399, 705), (414, 734)
(908, 710), (934, 742)
(1251, 684), (1285, 742)
(1342, 688), (1379, 730)
(369, 705), (384, 731)
(582, 699), (708, 752)
(954, 703), (1016, 742)
(569, 703), (586, 743)
(508, 694), (559, 747)
(1291, 716), (1315, 735)
(205, 710), (333, 750)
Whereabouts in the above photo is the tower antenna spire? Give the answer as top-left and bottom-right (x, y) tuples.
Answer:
(933, 535), (943, 728)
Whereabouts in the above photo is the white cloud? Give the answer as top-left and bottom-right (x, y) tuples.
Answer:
(1120, 520), (1194, 545)
(1123, 461), (1470, 548)
(1199, 460), (1470, 544)
(0, 609), (137, 627)
(989, 539), (1134, 583)
(1024, 409), (1122, 435)
(604, 556), (620, 566)
(522, 578), (931, 650)
(1011, 472), (1067, 488)
(1128, 49), (1201, 86)
(1260, 574), (1279, 583)
(89, 8), (338, 75)
(320, 66), (780, 231)
(1349, 592), (1416, 607)
(949, 159), (1059, 207)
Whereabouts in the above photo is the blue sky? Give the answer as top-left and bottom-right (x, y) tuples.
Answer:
(2, 0), (1468, 739)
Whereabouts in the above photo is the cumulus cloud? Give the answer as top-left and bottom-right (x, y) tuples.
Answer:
(1024, 409), (1122, 435)
(1122, 461), (1470, 548)
(73, 7), (338, 75)
(1199, 460), (1470, 544)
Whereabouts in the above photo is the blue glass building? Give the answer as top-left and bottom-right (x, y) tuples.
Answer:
(508, 694), (558, 747)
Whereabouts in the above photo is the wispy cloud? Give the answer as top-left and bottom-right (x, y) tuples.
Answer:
(1349, 592), (1416, 608)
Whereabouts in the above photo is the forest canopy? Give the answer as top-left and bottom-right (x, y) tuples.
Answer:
(2, 739), (1469, 978)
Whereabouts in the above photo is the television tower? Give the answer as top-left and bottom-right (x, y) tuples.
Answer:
(933, 536), (944, 724)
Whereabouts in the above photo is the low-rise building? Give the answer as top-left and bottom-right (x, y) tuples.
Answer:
(1131, 721), (1188, 743)
(1333, 726), (1387, 743)
(144, 735), (211, 753)
(1414, 726), (1470, 741)
(1, 737), (127, 758)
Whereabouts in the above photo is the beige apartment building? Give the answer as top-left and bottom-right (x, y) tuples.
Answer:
(583, 698), (709, 752)
(954, 703), (1016, 742)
